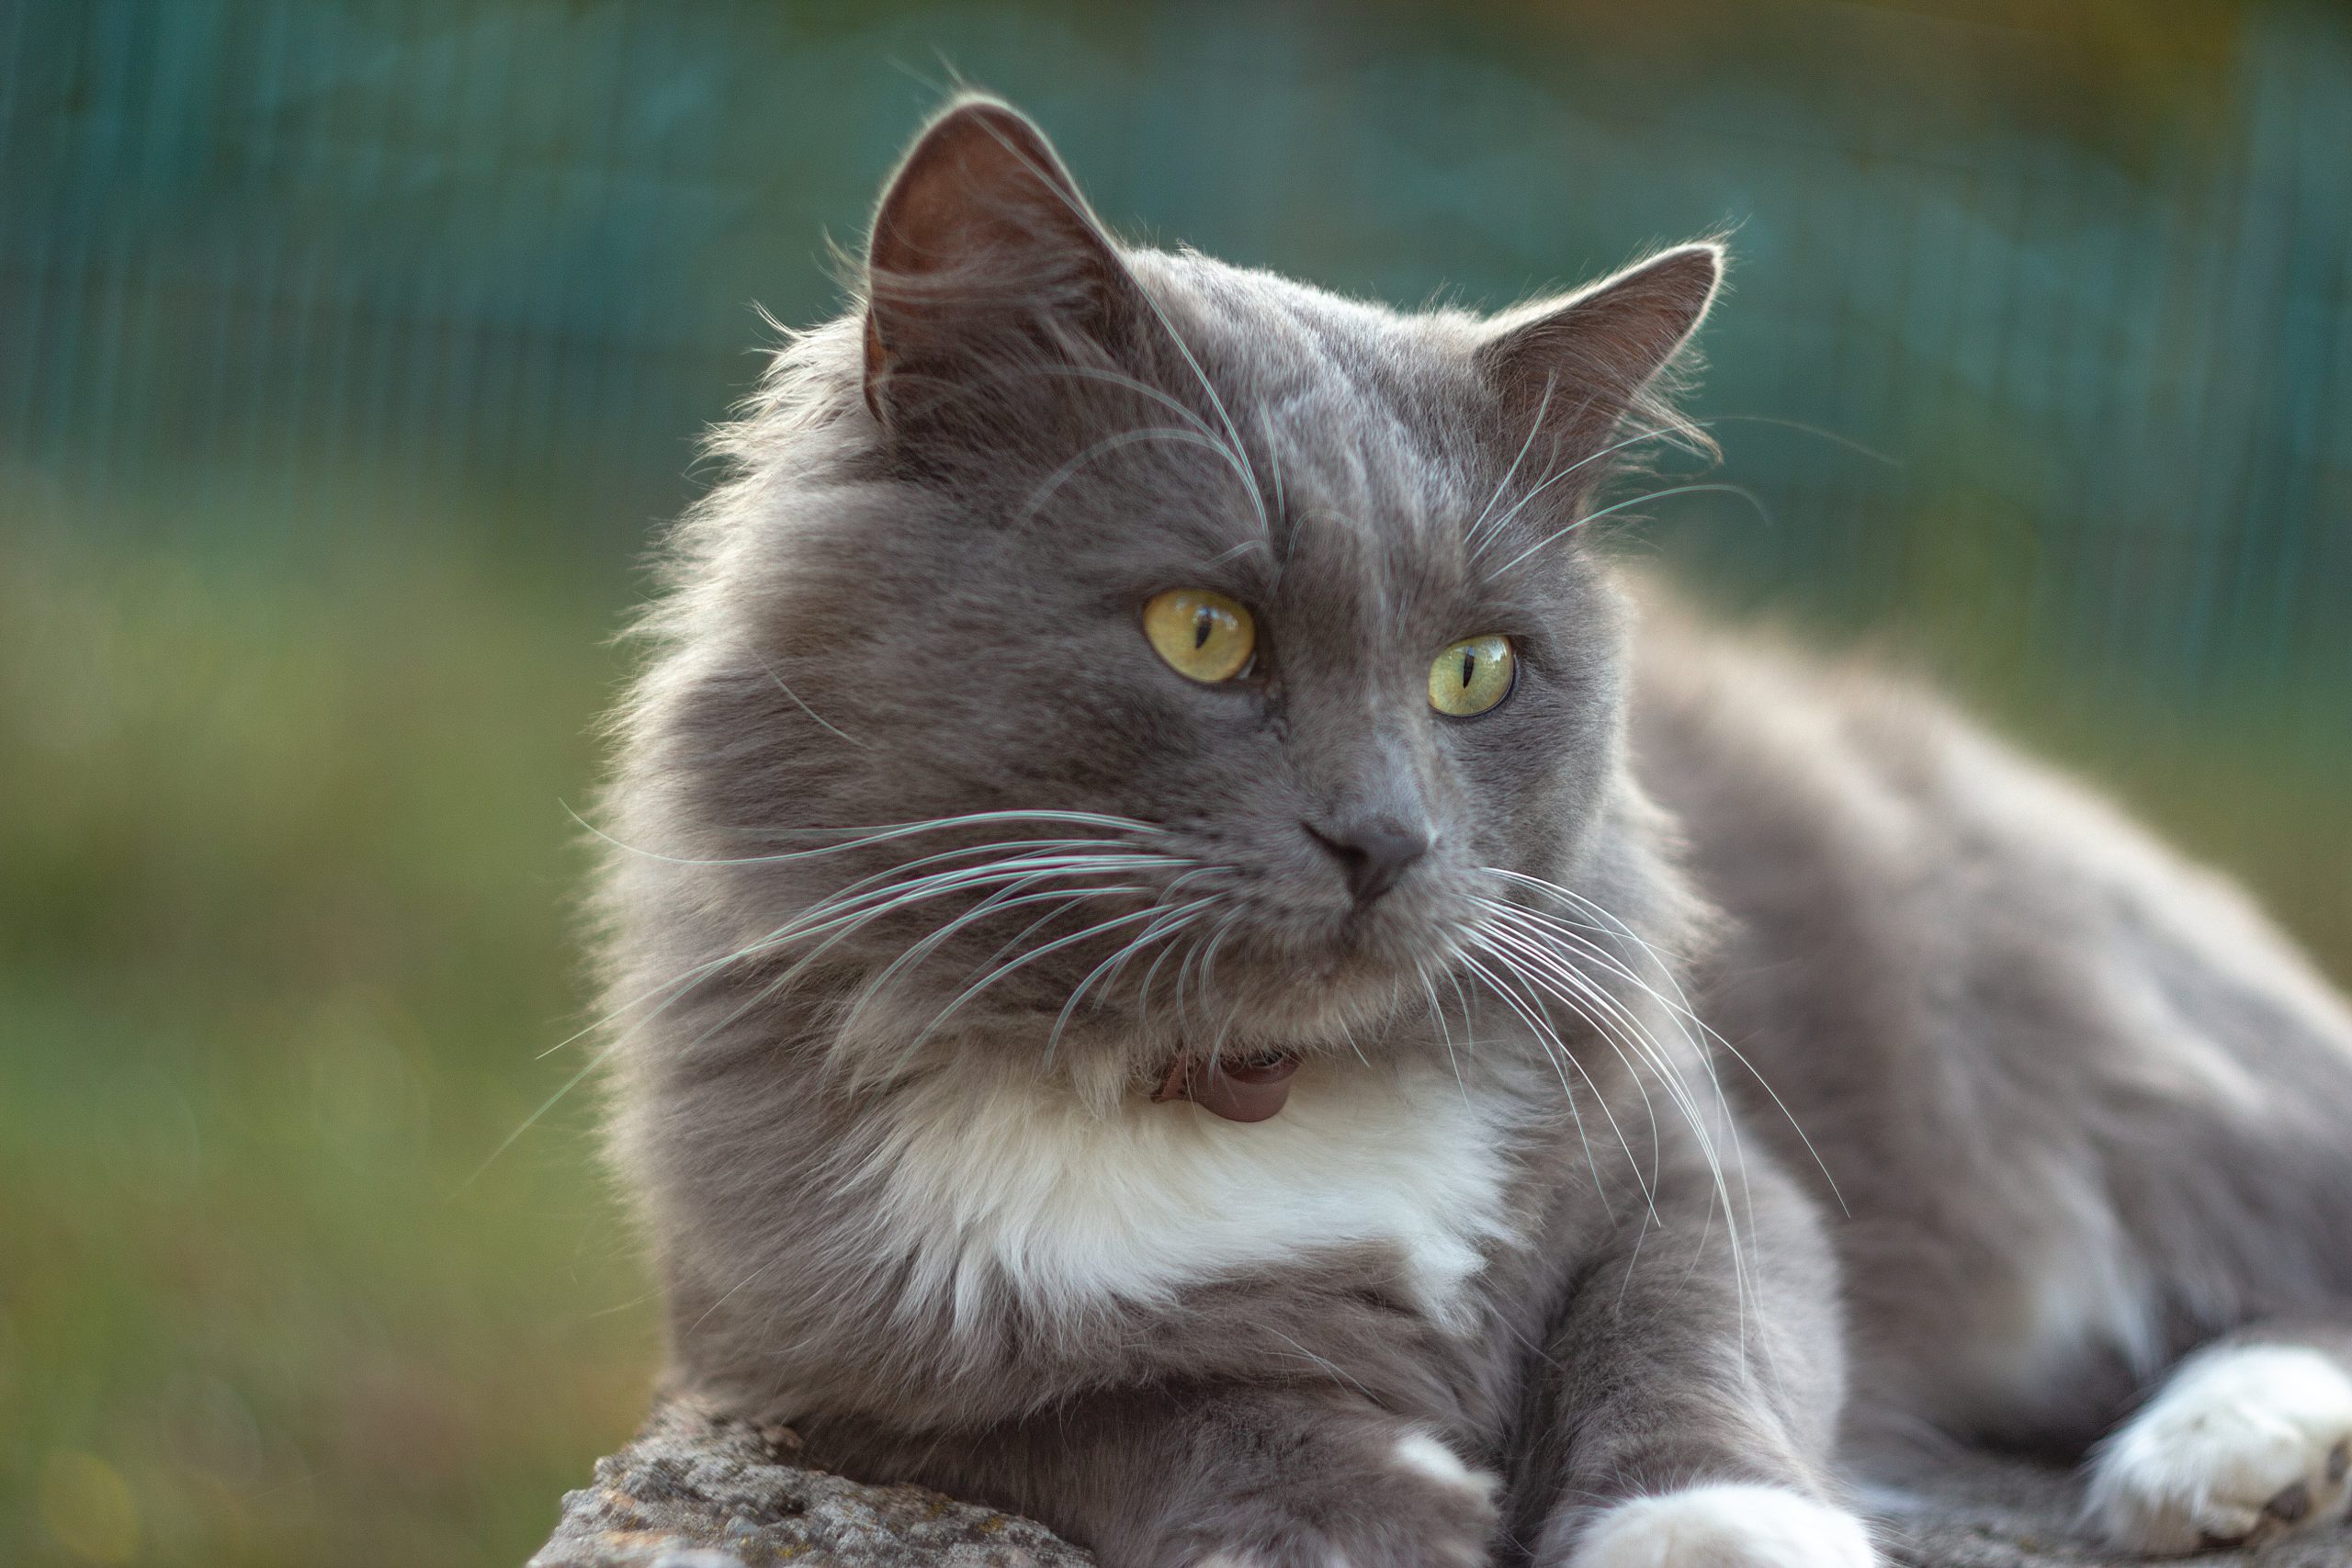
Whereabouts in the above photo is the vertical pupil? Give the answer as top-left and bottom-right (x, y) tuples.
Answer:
(1460, 648), (1478, 689)
(1193, 609), (1214, 650)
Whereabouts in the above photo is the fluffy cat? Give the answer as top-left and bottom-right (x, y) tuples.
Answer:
(594, 98), (2352, 1567)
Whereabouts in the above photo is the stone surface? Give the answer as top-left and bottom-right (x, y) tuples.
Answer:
(533, 1399), (2352, 1568)
(1866, 1448), (2352, 1567)
(527, 1399), (1090, 1568)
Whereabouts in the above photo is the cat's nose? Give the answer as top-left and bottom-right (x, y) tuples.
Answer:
(1307, 815), (1433, 904)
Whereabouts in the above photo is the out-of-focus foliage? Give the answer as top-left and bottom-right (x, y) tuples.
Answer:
(0, 3), (2345, 1564)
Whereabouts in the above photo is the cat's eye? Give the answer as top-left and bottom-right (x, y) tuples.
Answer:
(1142, 588), (1257, 683)
(1429, 634), (1516, 716)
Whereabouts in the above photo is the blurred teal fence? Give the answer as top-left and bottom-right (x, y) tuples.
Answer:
(3, 0), (2347, 728)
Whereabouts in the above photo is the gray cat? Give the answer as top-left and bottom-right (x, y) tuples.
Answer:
(594, 97), (2352, 1567)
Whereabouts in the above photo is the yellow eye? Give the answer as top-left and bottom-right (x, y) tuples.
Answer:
(1429, 634), (1516, 716)
(1142, 588), (1256, 683)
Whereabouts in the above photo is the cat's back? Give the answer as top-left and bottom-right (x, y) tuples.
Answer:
(1624, 583), (2352, 1098)
(1625, 582), (2352, 1444)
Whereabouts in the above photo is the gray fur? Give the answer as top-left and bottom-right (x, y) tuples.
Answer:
(594, 96), (2352, 1567)
(1634, 615), (2352, 1455)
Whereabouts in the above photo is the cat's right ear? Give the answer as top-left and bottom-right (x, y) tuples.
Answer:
(862, 97), (1134, 428)
(1476, 243), (1724, 464)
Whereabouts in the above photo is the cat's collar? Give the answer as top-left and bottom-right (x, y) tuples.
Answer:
(1149, 1048), (1301, 1122)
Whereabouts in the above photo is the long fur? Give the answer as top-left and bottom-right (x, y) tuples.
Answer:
(592, 97), (2352, 1568)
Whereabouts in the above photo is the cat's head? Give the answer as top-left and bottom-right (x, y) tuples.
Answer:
(616, 97), (1717, 1104)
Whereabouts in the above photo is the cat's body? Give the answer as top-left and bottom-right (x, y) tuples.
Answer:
(596, 99), (2352, 1567)
(1637, 617), (2352, 1476)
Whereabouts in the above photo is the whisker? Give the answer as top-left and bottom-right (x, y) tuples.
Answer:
(1017, 424), (1261, 526)
(1458, 926), (1665, 1222)
(1044, 898), (1218, 1065)
(492, 836), (1188, 1170)
(1465, 408), (1890, 562)
(842, 877), (1174, 1039)
(1468, 883), (1763, 1356)
(1486, 869), (1845, 1216)
(964, 112), (1271, 541)
(908, 900), (1201, 1053)
(1192, 912), (1249, 1069)
(1413, 955), (1473, 1111)
(533, 837), (1152, 1065)
(1453, 941), (1639, 1223)
(741, 638), (871, 750)
(1465, 374), (1557, 548)
(575, 806), (1168, 868)
(1466, 901), (1758, 1344)
(1482, 482), (1771, 578)
(1256, 404), (1286, 527)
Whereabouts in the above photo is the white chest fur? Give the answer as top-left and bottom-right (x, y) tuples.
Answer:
(854, 1060), (1518, 1331)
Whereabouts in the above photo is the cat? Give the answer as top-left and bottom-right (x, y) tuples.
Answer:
(592, 96), (2352, 1568)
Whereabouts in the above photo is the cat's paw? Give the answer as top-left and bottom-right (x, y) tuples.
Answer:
(2085, 1343), (2352, 1554)
(1567, 1484), (1875, 1568)
(1182, 1428), (1498, 1568)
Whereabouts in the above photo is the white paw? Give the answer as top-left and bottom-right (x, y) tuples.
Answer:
(1391, 1429), (1501, 1506)
(2086, 1343), (2352, 1553)
(1570, 1483), (1875, 1568)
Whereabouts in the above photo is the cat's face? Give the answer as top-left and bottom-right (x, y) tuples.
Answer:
(657, 101), (1715, 1093)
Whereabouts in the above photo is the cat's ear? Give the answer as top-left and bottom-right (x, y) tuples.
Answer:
(862, 97), (1133, 426)
(1477, 243), (1724, 457)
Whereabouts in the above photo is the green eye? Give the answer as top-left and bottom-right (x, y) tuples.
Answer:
(1429, 634), (1516, 716)
(1143, 588), (1256, 683)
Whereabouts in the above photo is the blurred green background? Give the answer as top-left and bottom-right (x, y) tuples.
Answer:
(2, 2), (2346, 1563)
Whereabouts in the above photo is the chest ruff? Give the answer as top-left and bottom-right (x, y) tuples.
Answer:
(854, 1059), (1520, 1331)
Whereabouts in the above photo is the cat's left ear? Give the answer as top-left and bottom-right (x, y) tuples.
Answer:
(862, 97), (1136, 427)
(1476, 243), (1724, 457)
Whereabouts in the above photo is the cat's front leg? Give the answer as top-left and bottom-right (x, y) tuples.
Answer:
(850, 1385), (1501, 1568)
(1563, 1484), (1873, 1568)
(1157, 1404), (1502, 1568)
(1521, 1158), (1876, 1568)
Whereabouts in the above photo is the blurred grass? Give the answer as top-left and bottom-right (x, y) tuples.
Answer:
(0, 489), (657, 1567)
(2, 477), (2345, 1567)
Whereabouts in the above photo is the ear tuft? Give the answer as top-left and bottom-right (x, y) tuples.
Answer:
(862, 96), (1128, 425)
(1478, 243), (1725, 463)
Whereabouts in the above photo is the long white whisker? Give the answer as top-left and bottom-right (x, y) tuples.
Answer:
(1465, 912), (1755, 1353)
(532, 837), (1154, 1065)
(1467, 925), (1674, 1218)
(909, 901), (1193, 1052)
(1045, 898), (1217, 1065)
(1256, 404), (1286, 527)
(1453, 941), (1639, 1222)
(1487, 869), (1844, 1216)
(665, 863), (1179, 1090)
(1484, 482), (1771, 577)
(964, 115), (1270, 542)
(741, 639), (871, 750)
(1470, 889), (1758, 1355)
(842, 878), (1169, 1037)
(573, 806), (1167, 868)
(1465, 374), (1556, 548)
(1018, 425), (1261, 526)
(1467, 408), (1888, 563)
(1414, 955), (1472, 1110)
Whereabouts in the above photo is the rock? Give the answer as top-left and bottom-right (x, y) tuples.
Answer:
(1866, 1447), (2352, 1567)
(532, 1398), (2352, 1568)
(527, 1398), (1090, 1568)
